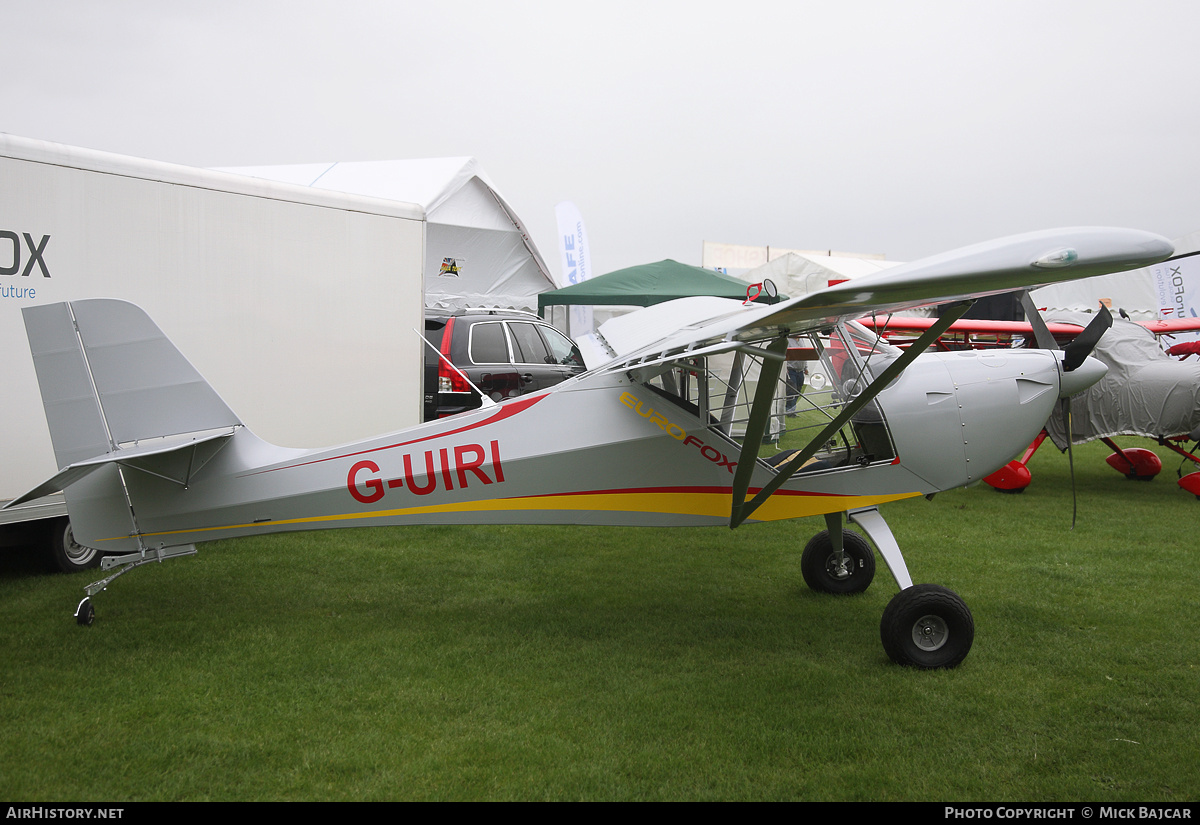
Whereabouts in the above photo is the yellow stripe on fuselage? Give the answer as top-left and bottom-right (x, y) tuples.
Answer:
(394, 489), (923, 521)
(103, 489), (922, 543)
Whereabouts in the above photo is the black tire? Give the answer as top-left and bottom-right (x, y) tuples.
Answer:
(801, 529), (875, 594)
(880, 584), (974, 669)
(44, 518), (101, 574)
(75, 597), (96, 627)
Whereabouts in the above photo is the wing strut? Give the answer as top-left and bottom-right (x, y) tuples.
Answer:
(729, 302), (973, 528)
(728, 335), (788, 521)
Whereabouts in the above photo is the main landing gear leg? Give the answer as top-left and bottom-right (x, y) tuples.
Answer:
(847, 506), (975, 669)
(847, 507), (912, 590)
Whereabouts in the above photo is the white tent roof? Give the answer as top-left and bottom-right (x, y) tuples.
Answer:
(1029, 265), (1159, 320)
(221, 158), (556, 312)
(739, 252), (902, 298)
(1029, 229), (1200, 321)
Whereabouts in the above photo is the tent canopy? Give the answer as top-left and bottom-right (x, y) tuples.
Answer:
(538, 259), (780, 312)
(221, 158), (556, 313)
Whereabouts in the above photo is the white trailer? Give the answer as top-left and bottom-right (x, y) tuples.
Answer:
(1, 135), (426, 570)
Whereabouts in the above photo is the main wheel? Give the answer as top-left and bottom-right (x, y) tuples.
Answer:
(801, 529), (875, 594)
(44, 518), (101, 573)
(880, 584), (974, 669)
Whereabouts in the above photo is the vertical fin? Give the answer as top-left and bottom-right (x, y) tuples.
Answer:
(65, 299), (241, 445)
(20, 299), (244, 553)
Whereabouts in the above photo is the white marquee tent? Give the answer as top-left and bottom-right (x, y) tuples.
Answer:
(738, 252), (903, 299)
(1029, 229), (1200, 322)
(744, 243), (1200, 325)
(222, 158), (556, 312)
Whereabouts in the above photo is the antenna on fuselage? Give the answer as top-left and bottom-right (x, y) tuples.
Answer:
(414, 328), (498, 409)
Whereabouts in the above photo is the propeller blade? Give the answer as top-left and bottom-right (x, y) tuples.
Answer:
(1019, 291), (1059, 351)
(1062, 305), (1113, 372)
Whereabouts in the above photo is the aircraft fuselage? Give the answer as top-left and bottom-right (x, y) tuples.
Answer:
(89, 344), (1087, 553)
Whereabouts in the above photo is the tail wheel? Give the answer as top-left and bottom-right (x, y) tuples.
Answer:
(880, 584), (974, 669)
(44, 517), (101, 574)
(801, 529), (875, 594)
(75, 597), (96, 627)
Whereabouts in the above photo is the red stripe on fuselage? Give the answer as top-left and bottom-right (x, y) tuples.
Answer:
(504, 485), (848, 500)
(240, 393), (546, 477)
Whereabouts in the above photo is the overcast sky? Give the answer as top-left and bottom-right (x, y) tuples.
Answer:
(3, 0), (1197, 279)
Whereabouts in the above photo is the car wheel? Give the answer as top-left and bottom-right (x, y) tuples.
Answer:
(44, 517), (101, 573)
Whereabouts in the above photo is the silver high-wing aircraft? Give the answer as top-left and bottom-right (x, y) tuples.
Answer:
(6, 227), (1173, 668)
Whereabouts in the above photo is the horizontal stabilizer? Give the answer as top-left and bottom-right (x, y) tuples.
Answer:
(4, 427), (237, 508)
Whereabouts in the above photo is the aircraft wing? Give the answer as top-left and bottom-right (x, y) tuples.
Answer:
(1139, 317), (1200, 336)
(598, 227), (1172, 371)
(861, 310), (1200, 345)
(858, 315), (1090, 350)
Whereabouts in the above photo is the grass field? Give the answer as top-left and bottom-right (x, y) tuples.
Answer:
(2, 438), (1198, 801)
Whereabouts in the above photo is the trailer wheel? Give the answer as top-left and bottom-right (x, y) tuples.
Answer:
(880, 584), (974, 669)
(801, 529), (875, 594)
(45, 518), (101, 573)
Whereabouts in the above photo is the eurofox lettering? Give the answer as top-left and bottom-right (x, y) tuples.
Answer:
(347, 440), (505, 504)
(619, 392), (737, 473)
(1170, 265), (1187, 319)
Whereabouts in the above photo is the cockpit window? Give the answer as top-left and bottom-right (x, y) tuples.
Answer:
(635, 326), (898, 476)
(843, 320), (903, 380)
(644, 358), (706, 418)
(775, 327), (895, 472)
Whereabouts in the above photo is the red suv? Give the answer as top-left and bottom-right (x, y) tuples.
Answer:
(423, 309), (586, 420)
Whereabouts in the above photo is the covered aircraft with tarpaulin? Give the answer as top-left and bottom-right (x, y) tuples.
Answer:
(1043, 311), (1200, 450)
(221, 158), (556, 312)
